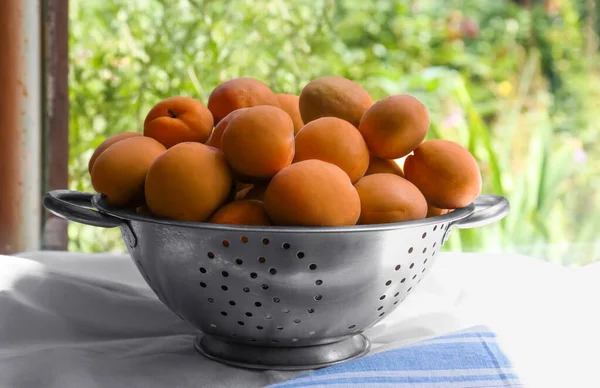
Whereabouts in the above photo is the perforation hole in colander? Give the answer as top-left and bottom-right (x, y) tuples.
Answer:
(187, 221), (448, 346)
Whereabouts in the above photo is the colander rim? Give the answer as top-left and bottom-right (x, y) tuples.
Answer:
(92, 194), (476, 233)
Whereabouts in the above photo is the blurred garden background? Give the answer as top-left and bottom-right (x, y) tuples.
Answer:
(69, 0), (600, 266)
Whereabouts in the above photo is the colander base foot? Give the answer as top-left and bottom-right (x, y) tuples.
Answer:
(194, 334), (370, 370)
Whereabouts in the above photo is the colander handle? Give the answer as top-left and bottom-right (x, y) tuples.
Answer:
(453, 194), (510, 229)
(43, 190), (123, 228)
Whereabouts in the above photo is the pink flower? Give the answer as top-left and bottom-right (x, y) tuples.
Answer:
(461, 18), (480, 39)
(573, 148), (588, 164)
(442, 108), (462, 129)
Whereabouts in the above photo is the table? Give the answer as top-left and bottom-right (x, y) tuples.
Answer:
(0, 251), (598, 388)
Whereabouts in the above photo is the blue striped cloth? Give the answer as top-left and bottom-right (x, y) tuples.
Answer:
(268, 326), (521, 388)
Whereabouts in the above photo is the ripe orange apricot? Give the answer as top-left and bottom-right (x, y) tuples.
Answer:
(364, 155), (404, 177)
(404, 139), (482, 209)
(299, 76), (373, 127)
(263, 160), (361, 226)
(145, 142), (232, 221)
(293, 117), (369, 183)
(88, 132), (142, 174)
(359, 95), (429, 159)
(222, 105), (295, 180)
(205, 109), (247, 150)
(209, 200), (272, 226)
(144, 96), (214, 148)
(207, 78), (279, 124)
(426, 203), (449, 218)
(91, 136), (165, 207)
(354, 173), (427, 224)
(276, 94), (304, 134)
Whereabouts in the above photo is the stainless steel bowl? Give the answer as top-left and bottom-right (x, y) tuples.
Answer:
(43, 190), (509, 370)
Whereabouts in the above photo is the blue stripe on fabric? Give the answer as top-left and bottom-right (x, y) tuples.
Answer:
(289, 384), (523, 388)
(477, 333), (510, 386)
(297, 340), (511, 377)
(274, 374), (520, 388)
(268, 328), (521, 388)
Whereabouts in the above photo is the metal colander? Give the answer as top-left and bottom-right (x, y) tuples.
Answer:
(44, 190), (509, 370)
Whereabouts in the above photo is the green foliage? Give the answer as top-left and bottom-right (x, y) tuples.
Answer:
(69, 0), (600, 265)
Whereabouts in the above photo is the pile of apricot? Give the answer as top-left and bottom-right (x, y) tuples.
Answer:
(89, 76), (482, 227)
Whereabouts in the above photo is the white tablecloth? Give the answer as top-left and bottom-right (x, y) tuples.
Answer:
(0, 251), (598, 388)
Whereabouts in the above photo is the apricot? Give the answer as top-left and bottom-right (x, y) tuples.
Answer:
(88, 132), (142, 174)
(293, 117), (369, 183)
(299, 76), (373, 127)
(144, 96), (214, 148)
(207, 78), (279, 124)
(426, 203), (449, 218)
(358, 95), (429, 159)
(205, 109), (247, 150)
(364, 155), (404, 177)
(209, 200), (272, 226)
(91, 137), (165, 207)
(145, 142), (232, 221)
(263, 160), (360, 226)
(354, 173), (427, 225)
(404, 139), (482, 209)
(276, 94), (304, 134)
(222, 105), (295, 180)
